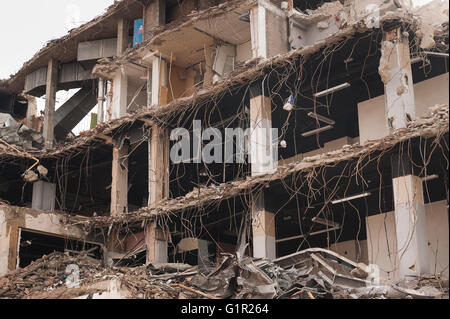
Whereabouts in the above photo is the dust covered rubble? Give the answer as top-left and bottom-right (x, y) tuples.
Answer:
(0, 248), (447, 299)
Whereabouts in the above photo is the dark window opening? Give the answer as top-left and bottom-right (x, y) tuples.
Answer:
(18, 229), (102, 269)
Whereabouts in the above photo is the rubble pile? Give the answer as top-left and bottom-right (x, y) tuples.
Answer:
(0, 248), (447, 299)
(0, 252), (189, 299)
(0, 113), (42, 148)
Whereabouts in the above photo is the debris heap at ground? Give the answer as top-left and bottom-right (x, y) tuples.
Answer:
(0, 248), (447, 299)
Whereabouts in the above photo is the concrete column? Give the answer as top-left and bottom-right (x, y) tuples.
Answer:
(43, 59), (59, 149)
(251, 190), (276, 260)
(149, 125), (169, 206)
(380, 27), (416, 131)
(0, 210), (11, 277)
(145, 53), (169, 263)
(249, 81), (276, 260)
(111, 143), (128, 216)
(0, 211), (18, 276)
(97, 78), (105, 125)
(25, 96), (37, 128)
(381, 27), (428, 278)
(249, 82), (276, 176)
(151, 57), (168, 107)
(145, 222), (168, 264)
(143, 0), (166, 40)
(392, 155), (429, 278)
(250, 4), (267, 58)
(198, 239), (215, 273)
(117, 18), (129, 56)
(32, 181), (56, 211)
(146, 68), (152, 108)
(146, 124), (169, 263)
(106, 80), (113, 121)
(111, 69), (128, 119)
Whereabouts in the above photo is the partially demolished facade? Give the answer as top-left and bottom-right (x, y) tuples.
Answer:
(0, 0), (449, 299)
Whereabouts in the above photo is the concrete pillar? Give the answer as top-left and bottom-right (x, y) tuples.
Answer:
(25, 96), (37, 128)
(117, 18), (129, 56)
(392, 154), (429, 278)
(251, 190), (276, 260)
(149, 125), (169, 206)
(249, 82), (276, 176)
(250, 4), (267, 58)
(0, 210), (11, 277)
(97, 78), (105, 125)
(111, 143), (128, 216)
(111, 69), (128, 119)
(145, 53), (169, 263)
(203, 45), (214, 88)
(143, 0), (166, 40)
(32, 181), (56, 211)
(146, 68), (152, 107)
(380, 27), (416, 131)
(198, 239), (215, 273)
(249, 81), (276, 260)
(43, 59), (58, 149)
(381, 27), (428, 278)
(106, 80), (113, 121)
(146, 124), (169, 264)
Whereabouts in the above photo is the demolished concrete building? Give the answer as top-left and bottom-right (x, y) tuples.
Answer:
(0, 0), (449, 299)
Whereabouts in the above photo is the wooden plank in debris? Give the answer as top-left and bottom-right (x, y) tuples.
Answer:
(170, 284), (219, 300)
